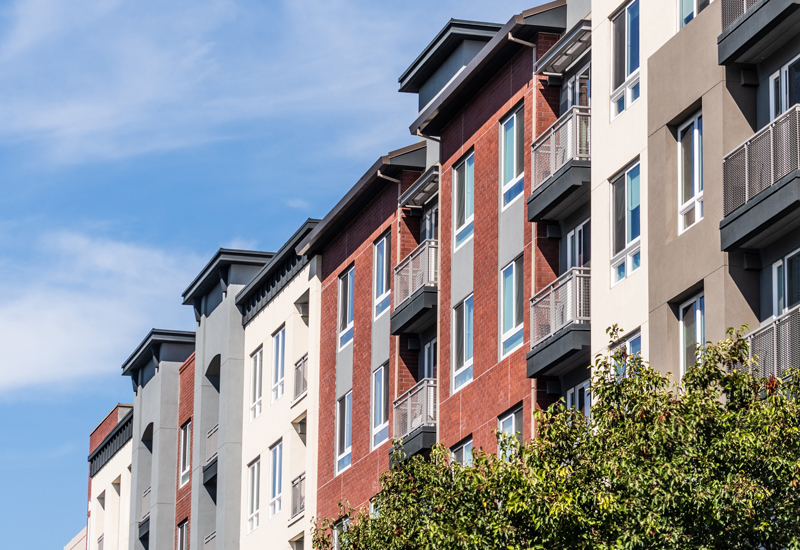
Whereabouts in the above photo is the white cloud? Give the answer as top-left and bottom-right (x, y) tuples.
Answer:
(0, 231), (202, 392)
(285, 198), (310, 210)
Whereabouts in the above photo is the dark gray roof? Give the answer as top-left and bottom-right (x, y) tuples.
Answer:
(296, 142), (427, 257)
(181, 249), (274, 306)
(398, 19), (502, 94)
(121, 328), (195, 376)
(409, 1), (566, 137)
(88, 408), (133, 477)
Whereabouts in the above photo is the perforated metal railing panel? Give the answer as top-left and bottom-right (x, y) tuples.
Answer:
(394, 240), (438, 307)
(530, 268), (591, 348)
(393, 378), (436, 439)
(721, 0), (761, 32)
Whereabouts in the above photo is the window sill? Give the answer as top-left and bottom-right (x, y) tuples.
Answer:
(287, 511), (305, 528)
(290, 390), (307, 409)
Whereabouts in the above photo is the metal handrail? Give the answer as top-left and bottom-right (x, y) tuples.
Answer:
(530, 267), (591, 348)
(532, 106), (591, 190)
(206, 424), (219, 464)
(294, 354), (308, 399)
(393, 378), (437, 440)
(721, 0), (762, 32)
(394, 239), (439, 307)
(291, 473), (306, 518)
(740, 304), (800, 379)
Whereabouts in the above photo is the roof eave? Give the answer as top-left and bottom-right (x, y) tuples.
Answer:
(121, 329), (196, 376)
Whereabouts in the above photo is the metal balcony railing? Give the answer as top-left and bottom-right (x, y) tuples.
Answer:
(532, 106), (591, 190)
(98, 535), (104, 550)
(291, 473), (306, 518)
(206, 424), (218, 464)
(394, 239), (438, 307)
(294, 354), (308, 400)
(530, 267), (591, 348)
(740, 305), (800, 379)
(141, 486), (151, 520)
(393, 378), (436, 440)
(721, 0), (762, 32)
(723, 105), (800, 216)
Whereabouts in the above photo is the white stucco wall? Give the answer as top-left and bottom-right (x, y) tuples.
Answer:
(87, 440), (132, 550)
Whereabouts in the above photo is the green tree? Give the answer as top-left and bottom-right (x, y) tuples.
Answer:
(313, 328), (800, 550)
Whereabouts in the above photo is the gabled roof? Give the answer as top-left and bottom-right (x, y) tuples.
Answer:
(181, 249), (274, 306)
(409, 1), (566, 137)
(121, 329), (195, 376)
(296, 142), (427, 257)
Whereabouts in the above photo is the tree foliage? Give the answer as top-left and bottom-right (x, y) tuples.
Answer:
(313, 328), (800, 549)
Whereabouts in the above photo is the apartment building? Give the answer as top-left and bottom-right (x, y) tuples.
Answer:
(87, 403), (133, 550)
(182, 249), (273, 550)
(121, 329), (195, 550)
(175, 353), (196, 550)
(296, 143), (426, 525)
(235, 220), (321, 550)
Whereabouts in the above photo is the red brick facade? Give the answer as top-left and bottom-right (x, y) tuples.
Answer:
(175, 353), (195, 548)
(87, 403), (133, 531)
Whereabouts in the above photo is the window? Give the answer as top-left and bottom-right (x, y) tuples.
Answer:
(451, 438), (473, 466)
(566, 380), (591, 417)
(338, 267), (355, 348)
(769, 53), (800, 120)
(454, 153), (475, 248)
(272, 327), (285, 402)
(371, 365), (389, 448)
(177, 520), (188, 550)
(336, 392), (352, 473)
(567, 219), (591, 269)
(567, 64), (591, 109)
(611, 162), (641, 285)
(611, 0), (640, 118)
(422, 205), (439, 241)
(679, 0), (709, 29)
(250, 348), (263, 420)
(179, 421), (191, 487)
(332, 518), (350, 550)
(500, 104), (525, 207)
(247, 458), (260, 532)
(772, 249), (800, 316)
(678, 112), (703, 233)
(680, 293), (705, 377)
(501, 257), (524, 356)
(373, 234), (391, 319)
(269, 441), (283, 517)
(422, 339), (437, 379)
(498, 407), (523, 460)
(615, 330), (642, 378)
(453, 295), (474, 391)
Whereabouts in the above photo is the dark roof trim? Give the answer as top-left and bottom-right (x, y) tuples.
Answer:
(399, 19), (502, 94)
(409, 0), (566, 137)
(88, 408), (133, 476)
(181, 249), (274, 305)
(535, 18), (591, 75)
(121, 329), (196, 376)
(399, 164), (440, 208)
(235, 219), (320, 307)
(296, 142), (427, 257)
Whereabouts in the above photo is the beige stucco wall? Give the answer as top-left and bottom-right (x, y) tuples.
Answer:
(64, 527), (87, 550)
(240, 257), (320, 550)
(87, 440), (132, 550)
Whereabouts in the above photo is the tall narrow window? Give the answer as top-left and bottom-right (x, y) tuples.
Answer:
(454, 153), (475, 248)
(680, 293), (705, 377)
(679, 112), (703, 233)
(338, 267), (355, 348)
(770, 54), (800, 120)
(453, 295), (474, 391)
(566, 380), (591, 417)
(269, 441), (283, 516)
(500, 104), (525, 207)
(250, 347), (263, 420)
(451, 438), (473, 466)
(422, 205), (439, 241)
(501, 257), (525, 356)
(272, 327), (285, 402)
(373, 234), (391, 318)
(614, 330), (642, 378)
(179, 421), (191, 487)
(422, 339), (437, 379)
(247, 458), (261, 532)
(772, 249), (800, 316)
(567, 219), (591, 269)
(371, 365), (389, 447)
(177, 521), (188, 550)
(679, 0), (709, 29)
(336, 392), (352, 473)
(611, 162), (641, 285)
(611, 0), (640, 118)
(498, 406), (523, 460)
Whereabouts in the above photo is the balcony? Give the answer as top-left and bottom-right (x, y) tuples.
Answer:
(720, 105), (800, 251)
(391, 378), (437, 461)
(138, 486), (151, 539)
(203, 424), (218, 484)
(718, 0), (800, 65)
(741, 306), (800, 379)
(528, 106), (591, 222)
(294, 354), (308, 401)
(291, 473), (306, 519)
(527, 267), (591, 378)
(390, 239), (439, 335)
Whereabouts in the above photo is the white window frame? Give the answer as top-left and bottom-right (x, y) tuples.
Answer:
(770, 52), (800, 121)
(678, 0), (710, 30)
(498, 406), (523, 460)
(338, 267), (355, 349)
(566, 63), (591, 109)
(451, 438), (473, 466)
(772, 246), (800, 317)
(610, 162), (642, 287)
(422, 339), (437, 379)
(453, 294), (474, 392)
(567, 218), (590, 269)
(610, 0), (640, 120)
(679, 292), (705, 378)
(500, 104), (525, 209)
(179, 421), (191, 487)
(453, 152), (475, 250)
(614, 330), (642, 378)
(336, 391), (352, 474)
(247, 457), (261, 533)
(250, 347), (263, 421)
(500, 257), (525, 357)
(373, 234), (391, 320)
(177, 520), (188, 550)
(678, 112), (704, 234)
(422, 203), (439, 241)
(272, 327), (285, 402)
(269, 441), (282, 517)
(371, 365), (389, 449)
(566, 380), (592, 417)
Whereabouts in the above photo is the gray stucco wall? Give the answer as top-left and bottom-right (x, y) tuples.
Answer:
(565, 0), (591, 31)
(336, 336), (353, 401)
(371, 308), (390, 371)
(451, 238), (474, 305)
(758, 229), (800, 322)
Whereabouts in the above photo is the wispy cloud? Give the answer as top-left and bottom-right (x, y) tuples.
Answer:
(285, 198), (310, 210)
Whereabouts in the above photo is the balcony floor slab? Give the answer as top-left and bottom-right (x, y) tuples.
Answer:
(527, 160), (591, 222)
(527, 323), (591, 378)
(718, 0), (800, 65)
(389, 425), (436, 465)
(390, 286), (438, 335)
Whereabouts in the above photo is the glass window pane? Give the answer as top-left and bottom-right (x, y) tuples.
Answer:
(454, 303), (464, 368)
(630, 335), (642, 357)
(515, 108), (524, 177)
(680, 123), (694, 205)
(502, 264), (514, 333)
(627, 165), (641, 243)
(347, 271), (355, 325)
(787, 253), (800, 309)
(773, 75), (782, 119)
(615, 95), (625, 116)
(631, 250), (641, 272)
(337, 398), (345, 453)
(697, 116), (703, 192)
(339, 276), (348, 331)
(583, 221), (591, 265)
(777, 263), (786, 314)
(515, 257), (524, 326)
(631, 82), (640, 102)
(465, 155), (474, 219)
(577, 69), (590, 107)
(789, 60), (800, 109)
(615, 261), (626, 283)
(456, 162), (466, 228)
(682, 302), (697, 370)
(345, 393), (352, 449)
(612, 12), (626, 89)
(627, 1), (640, 77)
(375, 240), (385, 296)
(465, 296), (474, 362)
(503, 117), (515, 185)
(698, 0), (709, 12)
(373, 369), (382, 429)
(680, 0), (694, 28)
(613, 176), (626, 255)
(683, 207), (696, 229)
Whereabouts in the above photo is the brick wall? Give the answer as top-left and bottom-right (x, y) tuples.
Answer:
(174, 353), (195, 548)
(88, 403), (133, 529)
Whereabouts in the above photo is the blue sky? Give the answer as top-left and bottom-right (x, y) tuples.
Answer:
(0, 0), (542, 547)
